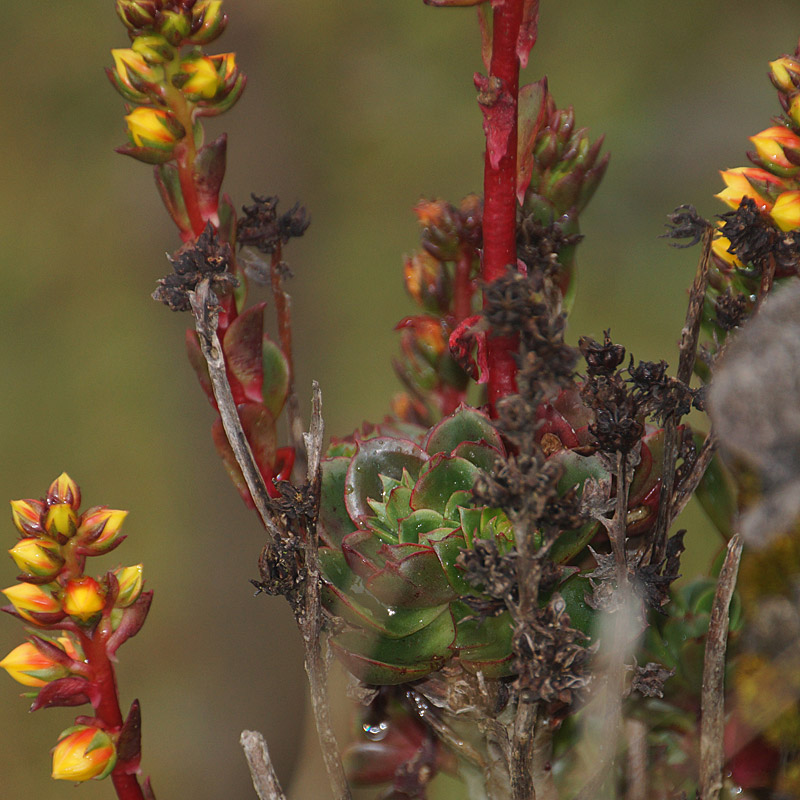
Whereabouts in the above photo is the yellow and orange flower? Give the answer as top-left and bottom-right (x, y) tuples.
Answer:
(52, 726), (116, 782)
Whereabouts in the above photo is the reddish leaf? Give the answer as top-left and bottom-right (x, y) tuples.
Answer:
(474, 72), (515, 170)
(193, 134), (227, 221)
(222, 303), (266, 404)
(30, 677), (95, 711)
(517, 0), (539, 67)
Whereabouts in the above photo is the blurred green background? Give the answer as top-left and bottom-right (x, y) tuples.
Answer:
(0, 1), (795, 798)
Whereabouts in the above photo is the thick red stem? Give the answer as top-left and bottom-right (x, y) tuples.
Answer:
(482, 0), (524, 412)
(176, 146), (206, 238)
(80, 623), (146, 800)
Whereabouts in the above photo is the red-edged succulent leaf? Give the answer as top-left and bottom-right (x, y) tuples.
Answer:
(329, 608), (456, 685)
(261, 337), (290, 419)
(30, 677), (96, 711)
(425, 404), (503, 455)
(344, 438), (428, 524)
(211, 403), (278, 505)
(320, 548), (448, 639)
(411, 455), (481, 516)
(343, 530), (389, 578)
(398, 509), (447, 544)
(367, 544), (458, 608)
(319, 458), (353, 547)
(222, 303), (266, 404)
(193, 134), (227, 221)
(517, 77), (548, 204)
(453, 603), (515, 677)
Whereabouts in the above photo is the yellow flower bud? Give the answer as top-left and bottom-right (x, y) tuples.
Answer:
(62, 577), (105, 622)
(190, 0), (227, 45)
(77, 507), (128, 555)
(47, 473), (81, 510)
(124, 107), (184, 149)
(711, 232), (743, 270)
(715, 167), (775, 210)
(113, 564), (143, 608)
(750, 125), (800, 171)
(770, 56), (800, 92)
(52, 726), (116, 782)
(0, 637), (79, 688)
(10, 499), (45, 537)
(45, 503), (79, 540)
(8, 538), (63, 580)
(131, 34), (173, 65)
(181, 55), (221, 99)
(770, 190), (800, 231)
(2, 583), (62, 623)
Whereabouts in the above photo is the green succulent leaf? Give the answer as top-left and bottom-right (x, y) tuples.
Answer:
(261, 337), (289, 419)
(345, 438), (428, 523)
(330, 607), (456, 685)
(222, 303), (266, 404)
(398, 509), (448, 543)
(318, 457), (353, 548)
(412, 456), (481, 515)
(425, 405), (504, 455)
(367, 545), (458, 608)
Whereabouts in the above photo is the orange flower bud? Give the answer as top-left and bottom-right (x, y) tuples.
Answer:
(750, 126), (800, 171)
(715, 167), (778, 210)
(8, 538), (64, 580)
(770, 190), (800, 231)
(47, 473), (81, 511)
(62, 577), (105, 622)
(113, 564), (143, 608)
(2, 583), (62, 623)
(789, 95), (800, 129)
(52, 726), (116, 782)
(45, 503), (79, 541)
(0, 637), (79, 688)
(10, 499), (45, 537)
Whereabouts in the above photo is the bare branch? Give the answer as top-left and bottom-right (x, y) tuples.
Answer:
(189, 280), (283, 542)
(652, 227), (713, 564)
(295, 385), (352, 800)
(240, 730), (288, 800)
(699, 534), (743, 800)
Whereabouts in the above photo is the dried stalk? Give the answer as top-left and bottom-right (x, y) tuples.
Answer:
(190, 287), (350, 800)
(240, 730), (288, 800)
(652, 227), (712, 564)
(297, 384), (352, 800)
(671, 430), (716, 520)
(699, 534), (742, 800)
(189, 280), (282, 543)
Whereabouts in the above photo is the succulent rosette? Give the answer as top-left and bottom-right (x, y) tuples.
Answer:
(318, 403), (664, 685)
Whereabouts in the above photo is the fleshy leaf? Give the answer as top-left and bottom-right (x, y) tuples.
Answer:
(318, 458), (354, 548)
(261, 336), (289, 419)
(330, 608), (456, 685)
(222, 303), (266, 404)
(425, 404), (503, 455)
(517, 0), (540, 67)
(193, 133), (227, 220)
(367, 545), (457, 608)
(475, 72), (515, 171)
(398, 509), (447, 544)
(345, 438), (428, 524)
(155, 163), (191, 234)
(412, 456), (481, 515)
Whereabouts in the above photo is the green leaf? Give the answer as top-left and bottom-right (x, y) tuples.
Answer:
(412, 456), (480, 515)
(367, 545), (457, 608)
(345, 438), (428, 523)
(261, 337), (289, 419)
(330, 608), (456, 685)
(425, 405), (503, 455)
(397, 509), (446, 544)
(318, 458), (354, 548)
